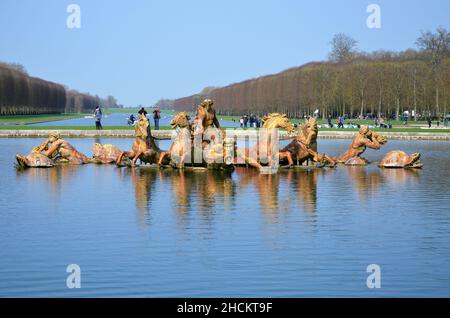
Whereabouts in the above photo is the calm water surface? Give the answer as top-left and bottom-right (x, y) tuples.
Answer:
(0, 138), (449, 297)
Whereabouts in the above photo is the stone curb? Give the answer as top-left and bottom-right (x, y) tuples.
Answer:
(0, 129), (449, 140)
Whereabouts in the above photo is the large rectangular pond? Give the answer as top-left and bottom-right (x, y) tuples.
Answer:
(0, 138), (449, 297)
(29, 113), (241, 128)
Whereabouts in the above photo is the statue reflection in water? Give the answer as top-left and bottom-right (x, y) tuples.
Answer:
(346, 166), (384, 201)
(15, 165), (79, 204)
(235, 167), (325, 222)
(127, 167), (236, 231)
(126, 168), (340, 230)
(170, 170), (236, 231)
(125, 168), (160, 226)
(346, 166), (421, 202)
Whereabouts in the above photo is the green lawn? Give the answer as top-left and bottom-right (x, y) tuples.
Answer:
(0, 125), (172, 130)
(0, 114), (86, 125)
(1, 111), (448, 133)
(319, 127), (450, 133)
(217, 115), (436, 127)
(233, 127), (450, 133)
(0, 125), (448, 133)
(313, 119), (430, 126)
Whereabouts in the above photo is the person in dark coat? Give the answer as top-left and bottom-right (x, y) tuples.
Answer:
(153, 108), (161, 130)
(94, 106), (103, 130)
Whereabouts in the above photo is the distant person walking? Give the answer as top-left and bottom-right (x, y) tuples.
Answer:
(337, 116), (343, 128)
(153, 108), (161, 130)
(427, 118), (432, 128)
(239, 117), (244, 128)
(243, 115), (248, 128)
(94, 106), (103, 130)
(249, 114), (257, 127)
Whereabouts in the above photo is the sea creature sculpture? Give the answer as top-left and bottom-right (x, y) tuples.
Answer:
(15, 152), (54, 168)
(378, 151), (423, 168)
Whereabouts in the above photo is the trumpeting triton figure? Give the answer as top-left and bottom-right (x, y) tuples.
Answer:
(16, 132), (90, 168)
(280, 117), (336, 167)
(335, 125), (387, 165)
(39, 133), (90, 164)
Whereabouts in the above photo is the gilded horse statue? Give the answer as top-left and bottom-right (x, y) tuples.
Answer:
(236, 113), (296, 171)
(117, 113), (168, 166)
(159, 111), (192, 168)
(161, 110), (234, 170)
(191, 99), (233, 169)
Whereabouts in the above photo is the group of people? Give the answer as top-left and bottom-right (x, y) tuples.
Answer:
(326, 115), (346, 128)
(239, 114), (261, 128)
(326, 115), (348, 128)
(426, 117), (448, 128)
(325, 115), (393, 129)
(127, 107), (161, 130)
(94, 105), (163, 130)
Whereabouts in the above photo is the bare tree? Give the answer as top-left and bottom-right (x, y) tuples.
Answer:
(328, 33), (358, 63)
(416, 27), (450, 115)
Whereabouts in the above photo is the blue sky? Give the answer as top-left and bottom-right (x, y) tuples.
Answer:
(0, 0), (449, 106)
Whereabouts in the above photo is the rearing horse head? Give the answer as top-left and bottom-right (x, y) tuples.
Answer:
(262, 113), (296, 134)
(135, 114), (150, 139)
(304, 117), (318, 133)
(199, 99), (214, 110)
(170, 112), (191, 129)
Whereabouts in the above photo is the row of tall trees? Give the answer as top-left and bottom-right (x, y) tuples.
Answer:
(172, 28), (450, 120)
(64, 90), (100, 113)
(0, 62), (121, 115)
(0, 62), (66, 115)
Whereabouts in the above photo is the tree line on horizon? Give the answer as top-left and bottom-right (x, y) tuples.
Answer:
(0, 62), (122, 115)
(169, 28), (450, 120)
